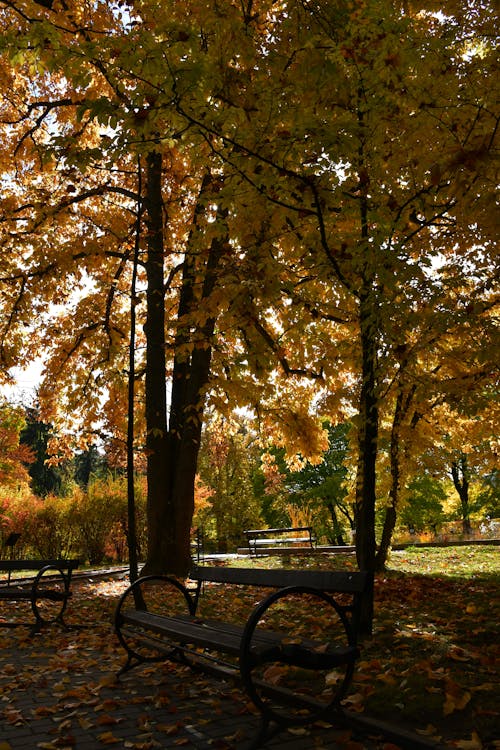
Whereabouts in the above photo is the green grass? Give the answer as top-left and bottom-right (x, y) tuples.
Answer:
(387, 544), (499, 578)
(230, 543), (499, 578)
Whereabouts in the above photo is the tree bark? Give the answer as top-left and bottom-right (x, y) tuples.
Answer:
(126, 157), (142, 584)
(327, 502), (346, 545)
(376, 387), (404, 570)
(355, 294), (378, 567)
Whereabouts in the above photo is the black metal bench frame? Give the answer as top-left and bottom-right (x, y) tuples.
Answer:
(0, 559), (80, 633)
(244, 526), (316, 557)
(115, 565), (371, 748)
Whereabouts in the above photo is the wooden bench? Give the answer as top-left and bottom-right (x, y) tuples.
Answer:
(0, 559), (80, 633)
(115, 565), (371, 747)
(244, 526), (316, 556)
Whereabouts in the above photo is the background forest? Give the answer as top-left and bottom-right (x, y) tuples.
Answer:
(0, 399), (498, 563)
(0, 0), (498, 587)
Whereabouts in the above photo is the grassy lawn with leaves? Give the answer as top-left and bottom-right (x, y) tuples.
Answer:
(229, 545), (499, 748)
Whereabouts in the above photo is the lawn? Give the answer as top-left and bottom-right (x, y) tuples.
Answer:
(228, 544), (499, 748)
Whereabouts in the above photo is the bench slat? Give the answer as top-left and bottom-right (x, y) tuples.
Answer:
(252, 536), (311, 546)
(245, 527), (313, 535)
(121, 610), (244, 654)
(0, 559), (78, 631)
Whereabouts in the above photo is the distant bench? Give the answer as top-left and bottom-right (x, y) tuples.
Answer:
(0, 559), (80, 633)
(115, 565), (371, 746)
(244, 526), (316, 556)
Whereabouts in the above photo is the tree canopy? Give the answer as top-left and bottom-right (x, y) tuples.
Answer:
(0, 0), (498, 592)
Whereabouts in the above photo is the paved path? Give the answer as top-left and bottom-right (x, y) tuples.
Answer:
(0, 621), (383, 750)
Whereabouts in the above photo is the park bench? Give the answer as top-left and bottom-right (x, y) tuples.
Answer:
(115, 564), (371, 748)
(244, 526), (316, 557)
(0, 559), (80, 633)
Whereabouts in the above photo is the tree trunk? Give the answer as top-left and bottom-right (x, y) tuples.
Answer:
(376, 387), (404, 570)
(126, 158), (142, 584)
(142, 168), (226, 576)
(142, 150), (173, 574)
(355, 292), (378, 572)
(327, 502), (345, 545)
(451, 455), (472, 535)
(354, 289), (378, 634)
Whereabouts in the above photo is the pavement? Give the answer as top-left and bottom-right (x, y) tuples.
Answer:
(0, 622), (442, 750)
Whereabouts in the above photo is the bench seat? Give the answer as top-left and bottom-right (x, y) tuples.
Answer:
(0, 559), (79, 632)
(119, 609), (359, 669)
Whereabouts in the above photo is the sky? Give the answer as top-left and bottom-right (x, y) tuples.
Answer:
(1, 360), (43, 402)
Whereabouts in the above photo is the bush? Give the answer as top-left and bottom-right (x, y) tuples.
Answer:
(24, 493), (77, 558)
(0, 484), (36, 557)
(0, 473), (148, 564)
(71, 473), (147, 564)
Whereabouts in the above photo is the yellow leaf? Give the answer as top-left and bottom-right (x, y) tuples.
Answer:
(262, 664), (287, 685)
(0, 742), (13, 750)
(78, 716), (94, 729)
(455, 732), (483, 750)
(377, 673), (397, 685)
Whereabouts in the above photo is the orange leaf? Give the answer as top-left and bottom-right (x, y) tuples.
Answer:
(97, 714), (120, 726)
(443, 680), (471, 716)
(97, 732), (121, 745)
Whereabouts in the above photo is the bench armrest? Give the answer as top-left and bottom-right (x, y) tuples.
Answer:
(239, 584), (358, 721)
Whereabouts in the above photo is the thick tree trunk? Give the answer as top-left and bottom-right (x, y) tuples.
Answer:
(142, 168), (226, 576)
(355, 293), (378, 572)
(126, 159), (142, 584)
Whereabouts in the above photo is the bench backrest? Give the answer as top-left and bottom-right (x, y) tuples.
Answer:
(0, 559), (80, 572)
(245, 527), (312, 538)
(190, 565), (369, 594)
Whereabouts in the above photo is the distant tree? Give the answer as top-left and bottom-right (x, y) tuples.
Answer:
(73, 446), (108, 489)
(0, 399), (34, 487)
(197, 416), (263, 552)
(19, 408), (65, 496)
(450, 454), (473, 535)
(269, 423), (353, 544)
(399, 475), (447, 536)
(475, 470), (500, 519)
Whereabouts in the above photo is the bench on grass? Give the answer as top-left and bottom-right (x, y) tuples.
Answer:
(0, 559), (80, 633)
(115, 565), (371, 748)
(244, 526), (316, 556)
